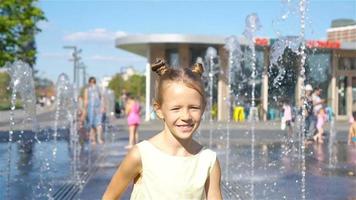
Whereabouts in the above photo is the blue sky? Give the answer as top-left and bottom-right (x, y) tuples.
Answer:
(35, 0), (356, 83)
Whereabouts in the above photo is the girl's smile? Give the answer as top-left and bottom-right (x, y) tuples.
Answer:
(155, 82), (204, 140)
(175, 123), (194, 133)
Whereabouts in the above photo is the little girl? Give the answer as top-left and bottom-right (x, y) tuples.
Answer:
(102, 59), (222, 200)
(125, 94), (141, 149)
(313, 107), (327, 143)
(348, 111), (356, 145)
(281, 99), (293, 136)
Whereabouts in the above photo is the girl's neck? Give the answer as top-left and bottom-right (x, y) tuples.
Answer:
(158, 129), (200, 157)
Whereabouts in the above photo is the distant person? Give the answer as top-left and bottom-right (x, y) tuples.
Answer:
(102, 59), (222, 200)
(312, 86), (326, 143)
(348, 111), (356, 145)
(325, 106), (334, 122)
(303, 84), (316, 141)
(312, 86), (325, 116)
(120, 89), (128, 117)
(281, 98), (293, 136)
(114, 98), (122, 118)
(77, 95), (88, 145)
(124, 93), (141, 149)
(313, 107), (327, 143)
(81, 77), (105, 145)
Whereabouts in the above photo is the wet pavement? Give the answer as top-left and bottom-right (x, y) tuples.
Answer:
(0, 108), (354, 199)
(74, 116), (354, 200)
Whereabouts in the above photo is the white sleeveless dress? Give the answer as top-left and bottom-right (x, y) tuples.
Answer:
(130, 140), (217, 200)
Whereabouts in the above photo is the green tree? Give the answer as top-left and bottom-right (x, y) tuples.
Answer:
(34, 76), (54, 97)
(0, 72), (10, 102)
(125, 74), (145, 99)
(0, 0), (46, 67)
(108, 74), (125, 99)
(108, 73), (146, 101)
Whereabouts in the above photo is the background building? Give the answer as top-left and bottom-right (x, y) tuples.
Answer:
(327, 19), (356, 42)
(116, 32), (356, 122)
(120, 66), (138, 81)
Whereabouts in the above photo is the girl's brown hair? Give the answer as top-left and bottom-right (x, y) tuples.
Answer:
(151, 58), (206, 108)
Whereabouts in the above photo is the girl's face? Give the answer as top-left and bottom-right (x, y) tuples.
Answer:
(319, 108), (325, 115)
(155, 82), (204, 140)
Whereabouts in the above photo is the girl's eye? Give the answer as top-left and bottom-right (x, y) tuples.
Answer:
(171, 107), (180, 111)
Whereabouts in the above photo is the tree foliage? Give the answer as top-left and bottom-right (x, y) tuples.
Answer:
(125, 74), (145, 99)
(108, 74), (125, 99)
(0, 72), (10, 102)
(0, 0), (46, 67)
(108, 73), (145, 100)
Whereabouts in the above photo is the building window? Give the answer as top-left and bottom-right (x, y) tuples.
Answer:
(268, 48), (298, 109)
(190, 48), (206, 66)
(338, 76), (347, 115)
(166, 49), (179, 68)
(339, 57), (354, 70)
(305, 51), (331, 97)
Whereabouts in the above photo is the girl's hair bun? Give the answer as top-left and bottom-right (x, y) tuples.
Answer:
(191, 63), (204, 77)
(151, 58), (169, 76)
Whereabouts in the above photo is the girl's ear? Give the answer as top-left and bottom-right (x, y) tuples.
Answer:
(153, 102), (164, 119)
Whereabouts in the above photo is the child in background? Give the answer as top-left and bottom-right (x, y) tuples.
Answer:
(348, 111), (356, 145)
(281, 99), (293, 136)
(125, 93), (141, 149)
(313, 107), (327, 143)
(102, 59), (222, 200)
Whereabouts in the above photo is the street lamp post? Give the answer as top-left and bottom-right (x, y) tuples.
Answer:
(78, 62), (87, 88)
(63, 46), (82, 88)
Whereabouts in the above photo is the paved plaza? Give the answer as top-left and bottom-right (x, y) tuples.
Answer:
(0, 108), (352, 199)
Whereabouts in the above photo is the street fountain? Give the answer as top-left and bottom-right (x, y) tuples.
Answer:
(4, 61), (39, 199)
(224, 35), (242, 189)
(1, 1), (356, 199)
(0, 62), (106, 199)
(267, 0), (309, 198)
(205, 46), (218, 148)
(243, 13), (261, 200)
(54, 73), (81, 189)
(217, 0), (354, 199)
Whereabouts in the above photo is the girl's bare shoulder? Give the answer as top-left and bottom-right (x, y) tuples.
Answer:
(146, 132), (163, 145)
(352, 123), (356, 129)
(125, 145), (142, 166)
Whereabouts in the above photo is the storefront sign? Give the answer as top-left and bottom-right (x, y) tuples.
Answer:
(255, 38), (269, 46)
(306, 40), (340, 49)
(255, 38), (340, 49)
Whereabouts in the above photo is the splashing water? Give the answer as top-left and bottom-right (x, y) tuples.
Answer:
(328, 114), (336, 168)
(269, 0), (309, 199)
(54, 73), (80, 185)
(243, 13), (261, 200)
(5, 61), (39, 199)
(269, 36), (303, 87)
(54, 73), (76, 133)
(224, 35), (243, 186)
(205, 47), (218, 148)
(243, 13), (262, 47)
(298, 0), (308, 199)
(6, 61), (39, 132)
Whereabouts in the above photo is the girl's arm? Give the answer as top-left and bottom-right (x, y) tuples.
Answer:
(81, 89), (88, 122)
(102, 146), (142, 200)
(205, 159), (223, 200)
(125, 101), (131, 116)
(348, 125), (353, 145)
(101, 92), (106, 114)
